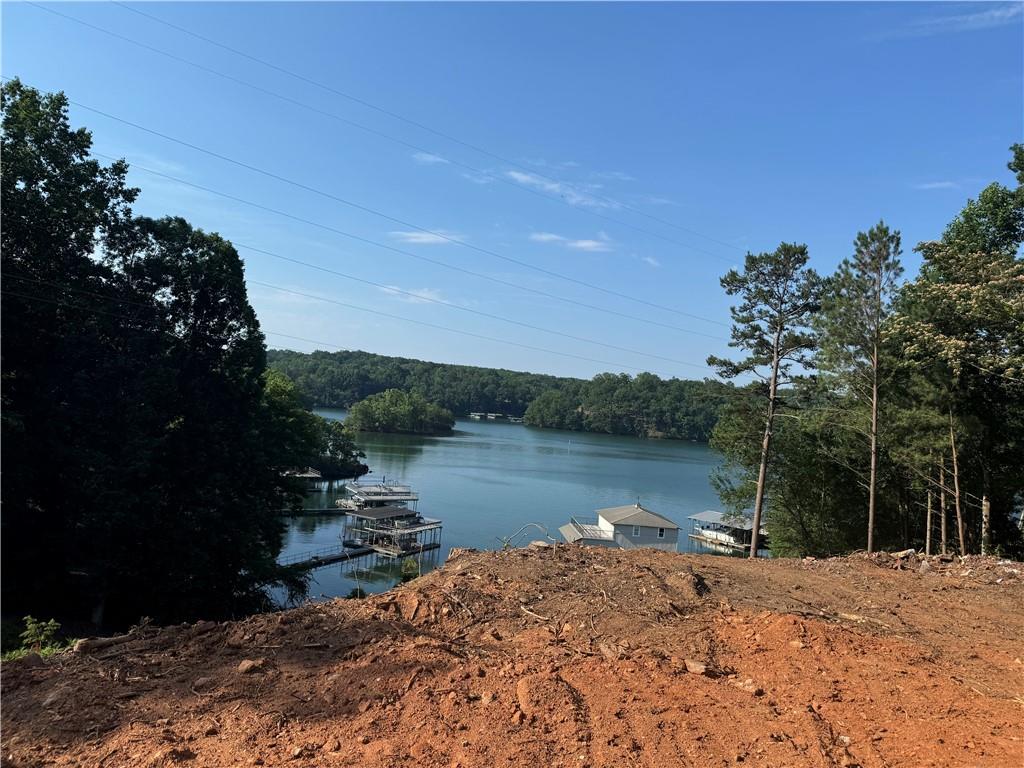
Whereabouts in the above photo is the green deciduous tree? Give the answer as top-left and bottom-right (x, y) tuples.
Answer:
(345, 389), (455, 435)
(708, 243), (822, 557)
(1, 80), (341, 626)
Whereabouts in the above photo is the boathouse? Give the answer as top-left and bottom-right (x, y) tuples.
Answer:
(559, 503), (680, 552)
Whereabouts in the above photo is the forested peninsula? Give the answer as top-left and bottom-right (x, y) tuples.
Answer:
(267, 349), (733, 441)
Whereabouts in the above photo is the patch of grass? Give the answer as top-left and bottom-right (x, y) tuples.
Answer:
(0, 616), (78, 662)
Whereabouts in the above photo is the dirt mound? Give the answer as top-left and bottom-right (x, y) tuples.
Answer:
(3, 546), (1022, 767)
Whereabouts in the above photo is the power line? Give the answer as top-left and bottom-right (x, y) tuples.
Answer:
(231, 244), (719, 365)
(93, 150), (731, 343)
(3, 272), (714, 377)
(27, 2), (739, 265)
(40, 90), (728, 329)
(248, 281), (702, 374)
(111, 0), (746, 256)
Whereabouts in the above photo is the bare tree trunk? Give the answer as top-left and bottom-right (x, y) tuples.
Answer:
(981, 467), (991, 556)
(939, 459), (948, 555)
(867, 344), (879, 554)
(925, 482), (933, 557)
(749, 331), (783, 559)
(949, 412), (966, 555)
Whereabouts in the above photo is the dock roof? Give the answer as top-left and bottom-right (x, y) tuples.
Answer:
(347, 505), (421, 521)
(596, 504), (679, 529)
(688, 510), (756, 531)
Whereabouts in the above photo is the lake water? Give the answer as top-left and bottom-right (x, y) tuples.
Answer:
(277, 411), (725, 603)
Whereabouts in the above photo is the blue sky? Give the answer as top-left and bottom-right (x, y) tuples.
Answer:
(4, 2), (1022, 380)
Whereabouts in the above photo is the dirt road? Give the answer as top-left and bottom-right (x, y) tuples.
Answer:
(3, 547), (1022, 767)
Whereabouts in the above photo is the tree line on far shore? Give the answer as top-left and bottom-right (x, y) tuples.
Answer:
(709, 145), (1023, 559)
(269, 350), (733, 442)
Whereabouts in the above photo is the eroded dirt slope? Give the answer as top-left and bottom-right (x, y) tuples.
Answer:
(3, 547), (1022, 768)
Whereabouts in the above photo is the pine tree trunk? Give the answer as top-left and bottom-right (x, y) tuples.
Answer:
(867, 344), (879, 554)
(939, 460), (948, 555)
(749, 330), (783, 559)
(925, 483), (933, 557)
(949, 412), (966, 555)
(981, 467), (991, 556)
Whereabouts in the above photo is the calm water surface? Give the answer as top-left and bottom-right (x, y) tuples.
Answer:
(278, 411), (725, 603)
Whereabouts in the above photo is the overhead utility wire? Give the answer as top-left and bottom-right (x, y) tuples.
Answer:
(47, 92), (728, 329)
(93, 151), (730, 343)
(233, 245), (719, 365)
(1, 281), (697, 376)
(5, 259), (715, 368)
(113, 0), (745, 255)
(28, 2), (737, 265)
(248, 281), (711, 374)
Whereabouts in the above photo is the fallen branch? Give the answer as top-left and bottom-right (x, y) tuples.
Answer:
(74, 634), (134, 655)
(520, 605), (551, 622)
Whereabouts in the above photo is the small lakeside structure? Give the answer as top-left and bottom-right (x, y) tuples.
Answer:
(338, 480), (441, 559)
(687, 510), (769, 556)
(559, 503), (680, 552)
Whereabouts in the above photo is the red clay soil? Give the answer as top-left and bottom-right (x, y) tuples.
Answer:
(2, 547), (1022, 768)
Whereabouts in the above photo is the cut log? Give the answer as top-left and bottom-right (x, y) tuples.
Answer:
(73, 634), (134, 654)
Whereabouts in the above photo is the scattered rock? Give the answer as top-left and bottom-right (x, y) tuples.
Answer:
(192, 677), (214, 690)
(684, 659), (707, 675)
(236, 658), (267, 675)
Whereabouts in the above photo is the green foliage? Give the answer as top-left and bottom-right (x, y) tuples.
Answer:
(0, 616), (75, 661)
(20, 616), (61, 651)
(710, 147), (1024, 559)
(345, 389), (455, 435)
(0, 80), (329, 626)
(266, 348), (572, 415)
(261, 370), (368, 481)
(707, 242), (821, 383)
(270, 349), (731, 442)
(525, 374), (731, 440)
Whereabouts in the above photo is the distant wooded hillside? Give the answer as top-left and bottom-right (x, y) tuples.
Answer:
(266, 349), (732, 441)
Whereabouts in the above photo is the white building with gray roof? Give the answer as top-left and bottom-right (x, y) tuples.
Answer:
(559, 503), (679, 552)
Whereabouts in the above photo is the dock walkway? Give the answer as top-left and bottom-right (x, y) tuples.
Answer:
(280, 541), (441, 571)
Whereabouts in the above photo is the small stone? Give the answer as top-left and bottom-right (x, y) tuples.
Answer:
(19, 652), (45, 668)
(511, 709), (526, 725)
(788, 640), (805, 649)
(358, 700), (372, 713)
(919, 560), (932, 574)
(359, 735), (371, 745)
(193, 676), (214, 690)
(683, 659), (707, 675)
(237, 658), (266, 675)
(324, 739), (341, 752)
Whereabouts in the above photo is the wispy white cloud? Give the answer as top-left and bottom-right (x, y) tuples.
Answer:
(388, 230), (465, 245)
(882, 3), (1022, 38)
(529, 232), (567, 243)
(567, 233), (613, 253)
(378, 285), (446, 304)
(913, 180), (960, 190)
(530, 230), (613, 252)
(461, 170), (495, 185)
(506, 170), (617, 210)
(641, 255), (661, 268)
(411, 151), (449, 165)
